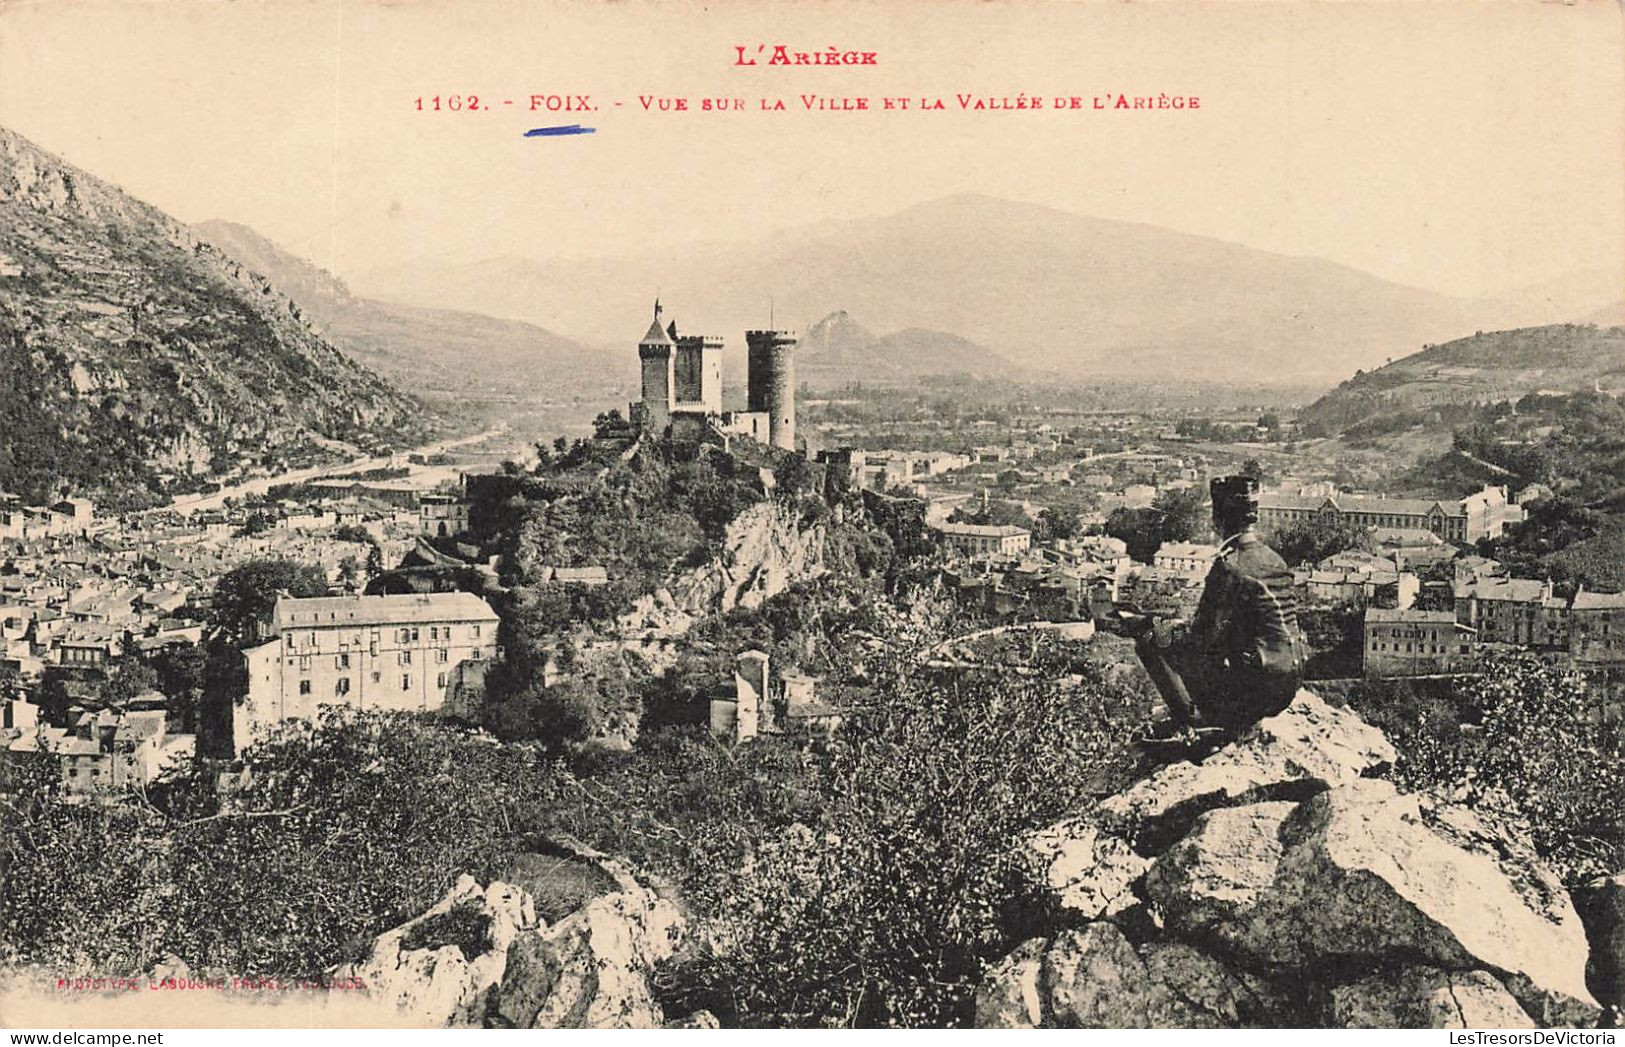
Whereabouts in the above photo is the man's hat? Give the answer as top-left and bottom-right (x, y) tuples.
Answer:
(1210, 474), (1260, 524)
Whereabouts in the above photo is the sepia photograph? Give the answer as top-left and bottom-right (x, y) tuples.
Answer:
(0, 0), (1623, 1034)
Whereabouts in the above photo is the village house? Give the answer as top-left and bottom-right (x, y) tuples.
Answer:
(1152, 541), (1219, 583)
(1571, 590), (1625, 665)
(1453, 576), (1568, 648)
(53, 708), (193, 796)
(418, 491), (470, 538)
(1363, 608), (1477, 677)
(709, 650), (840, 743)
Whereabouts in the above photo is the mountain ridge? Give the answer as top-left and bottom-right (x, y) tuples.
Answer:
(194, 220), (615, 402)
(1298, 323), (1625, 435)
(353, 194), (1595, 387)
(0, 126), (427, 508)
(797, 308), (1017, 381)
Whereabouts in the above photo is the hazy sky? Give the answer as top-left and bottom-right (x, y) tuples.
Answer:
(2, 0), (1621, 299)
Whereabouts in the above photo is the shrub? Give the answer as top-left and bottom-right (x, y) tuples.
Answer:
(401, 902), (494, 958)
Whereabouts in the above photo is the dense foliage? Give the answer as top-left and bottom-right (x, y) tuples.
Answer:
(676, 644), (1144, 1027)
(0, 607), (1149, 1029)
(0, 712), (550, 976)
(1263, 515), (1374, 568)
(1105, 486), (1210, 562)
(1346, 653), (1625, 884)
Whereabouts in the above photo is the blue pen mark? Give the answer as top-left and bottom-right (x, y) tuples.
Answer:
(524, 124), (596, 137)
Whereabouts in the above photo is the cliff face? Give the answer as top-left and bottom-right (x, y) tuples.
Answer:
(615, 499), (829, 652)
(668, 500), (829, 616)
(978, 692), (1607, 1029)
(0, 127), (427, 506)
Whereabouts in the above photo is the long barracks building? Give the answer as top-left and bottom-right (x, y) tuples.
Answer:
(1258, 484), (1521, 545)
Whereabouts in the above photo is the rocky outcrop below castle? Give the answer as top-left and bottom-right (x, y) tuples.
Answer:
(615, 500), (829, 653)
(668, 499), (829, 616)
(331, 839), (707, 1028)
(977, 692), (1610, 1029)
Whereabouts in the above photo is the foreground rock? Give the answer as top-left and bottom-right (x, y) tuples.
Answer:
(1573, 873), (1625, 1014)
(989, 691), (1600, 1028)
(333, 875), (535, 1027)
(334, 843), (689, 1028)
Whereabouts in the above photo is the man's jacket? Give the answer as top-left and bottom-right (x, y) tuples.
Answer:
(1187, 531), (1303, 681)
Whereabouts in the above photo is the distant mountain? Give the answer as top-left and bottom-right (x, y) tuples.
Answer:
(355, 194), (1561, 387)
(1485, 267), (1622, 328)
(796, 309), (1015, 383)
(1299, 324), (1625, 434)
(195, 221), (613, 404)
(0, 127), (426, 508)
(1583, 301), (1625, 327)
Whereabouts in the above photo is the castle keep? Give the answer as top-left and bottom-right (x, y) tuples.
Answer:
(630, 300), (798, 451)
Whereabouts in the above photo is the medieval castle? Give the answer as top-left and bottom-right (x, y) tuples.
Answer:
(628, 300), (799, 451)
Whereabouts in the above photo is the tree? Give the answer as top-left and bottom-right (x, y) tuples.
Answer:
(210, 559), (331, 648)
(97, 660), (160, 707)
(1152, 486), (1209, 545)
(337, 555), (363, 592)
(0, 710), (555, 978)
(1263, 515), (1373, 567)
(1381, 653), (1625, 884)
(1105, 488), (1209, 562)
(1240, 457), (1267, 486)
(153, 642), (208, 733)
(237, 509), (277, 537)
(1036, 506), (1082, 543)
(37, 667), (75, 726)
(684, 639), (1145, 1027)
(773, 454), (813, 499)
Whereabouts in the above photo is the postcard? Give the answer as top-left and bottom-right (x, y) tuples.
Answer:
(0, 0), (1622, 1034)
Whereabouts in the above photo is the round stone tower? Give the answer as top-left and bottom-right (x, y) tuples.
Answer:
(745, 328), (797, 451)
(637, 301), (675, 432)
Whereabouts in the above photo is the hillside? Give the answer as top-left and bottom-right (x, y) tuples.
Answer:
(1299, 324), (1625, 434)
(0, 127), (427, 508)
(796, 309), (1017, 383)
(354, 194), (1563, 387)
(195, 221), (620, 409)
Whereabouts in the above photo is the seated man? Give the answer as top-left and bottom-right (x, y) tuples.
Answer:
(1135, 474), (1304, 740)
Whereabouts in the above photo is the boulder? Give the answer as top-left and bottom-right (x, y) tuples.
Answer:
(1326, 967), (1536, 1029)
(1143, 800), (1298, 935)
(333, 875), (537, 1027)
(1099, 691), (1394, 843)
(975, 924), (1264, 1028)
(1573, 873), (1625, 1012)
(978, 690), (1601, 1030)
(663, 1010), (722, 1029)
(1023, 816), (1152, 920)
(490, 869), (685, 1028)
(974, 938), (1047, 1028)
(1199, 779), (1598, 1026)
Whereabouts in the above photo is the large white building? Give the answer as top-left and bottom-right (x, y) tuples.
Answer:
(1259, 484), (1523, 545)
(236, 592), (501, 752)
(932, 521), (1032, 558)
